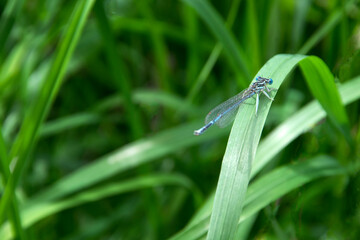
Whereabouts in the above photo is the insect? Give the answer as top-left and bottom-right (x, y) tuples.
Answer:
(194, 76), (275, 136)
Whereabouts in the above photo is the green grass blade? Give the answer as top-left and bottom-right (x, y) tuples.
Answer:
(297, 9), (342, 54)
(112, 17), (212, 48)
(234, 213), (257, 240)
(136, 1), (171, 92)
(182, 5), (200, 86)
(206, 53), (356, 238)
(0, 127), (24, 239)
(40, 113), (100, 138)
(185, 0), (243, 103)
(181, 0), (251, 85)
(0, 0), (96, 224)
(9, 0), (96, 182)
(206, 54), (305, 239)
(263, 0), (281, 58)
(291, 0), (311, 51)
(185, 44), (222, 105)
(94, 1), (144, 139)
(0, 0), (25, 61)
(38, 88), (200, 138)
(0, 39), (28, 89)
(241, 155), (345, 222)
(244, 0), (260, 72)
(94, 89), (199, 115)
(170, 155), (345, 240)
(253, 75), (360, 177)
(26, 121), (227, 206)
(132, 89), (199, 114)
(0, 174), (202, 239)
(0, 128), (11, 182)
(299, 55), (351, 145)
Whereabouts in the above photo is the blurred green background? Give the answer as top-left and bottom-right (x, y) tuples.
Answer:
(0, 0), (360, 239)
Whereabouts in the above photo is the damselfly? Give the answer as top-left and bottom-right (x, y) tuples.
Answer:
(194, 76), (275, 136)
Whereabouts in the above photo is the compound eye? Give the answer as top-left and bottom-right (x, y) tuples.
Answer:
(269, 78), (273, 85)
(256, 76), (259, 81)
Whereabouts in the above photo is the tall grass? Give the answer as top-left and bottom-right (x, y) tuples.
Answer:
(0, 0), (359, 239)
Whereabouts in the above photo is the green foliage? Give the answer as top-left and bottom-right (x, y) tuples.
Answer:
(0, 0), (359, 239)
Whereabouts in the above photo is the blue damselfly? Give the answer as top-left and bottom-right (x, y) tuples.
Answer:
(194, 76), (275, 136)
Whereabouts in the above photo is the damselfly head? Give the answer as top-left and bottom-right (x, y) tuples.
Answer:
(256, 76), (273, 84)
